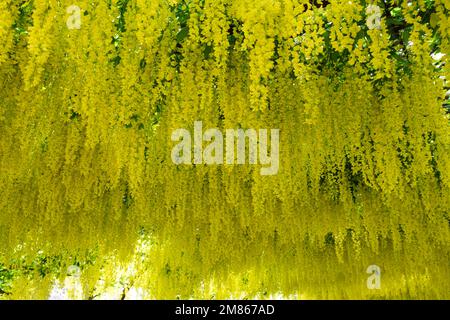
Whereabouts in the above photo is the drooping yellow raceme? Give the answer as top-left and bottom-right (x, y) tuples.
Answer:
(0, 0), (449, 299)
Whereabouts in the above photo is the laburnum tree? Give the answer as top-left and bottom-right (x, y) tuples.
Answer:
(0, 0), (449, 299)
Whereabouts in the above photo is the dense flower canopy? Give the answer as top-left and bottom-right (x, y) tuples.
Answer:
(0, 0), (449, 299)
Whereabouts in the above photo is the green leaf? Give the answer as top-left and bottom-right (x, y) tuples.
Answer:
(430, 13), (439, 28)
(176, 26), (189, 43)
